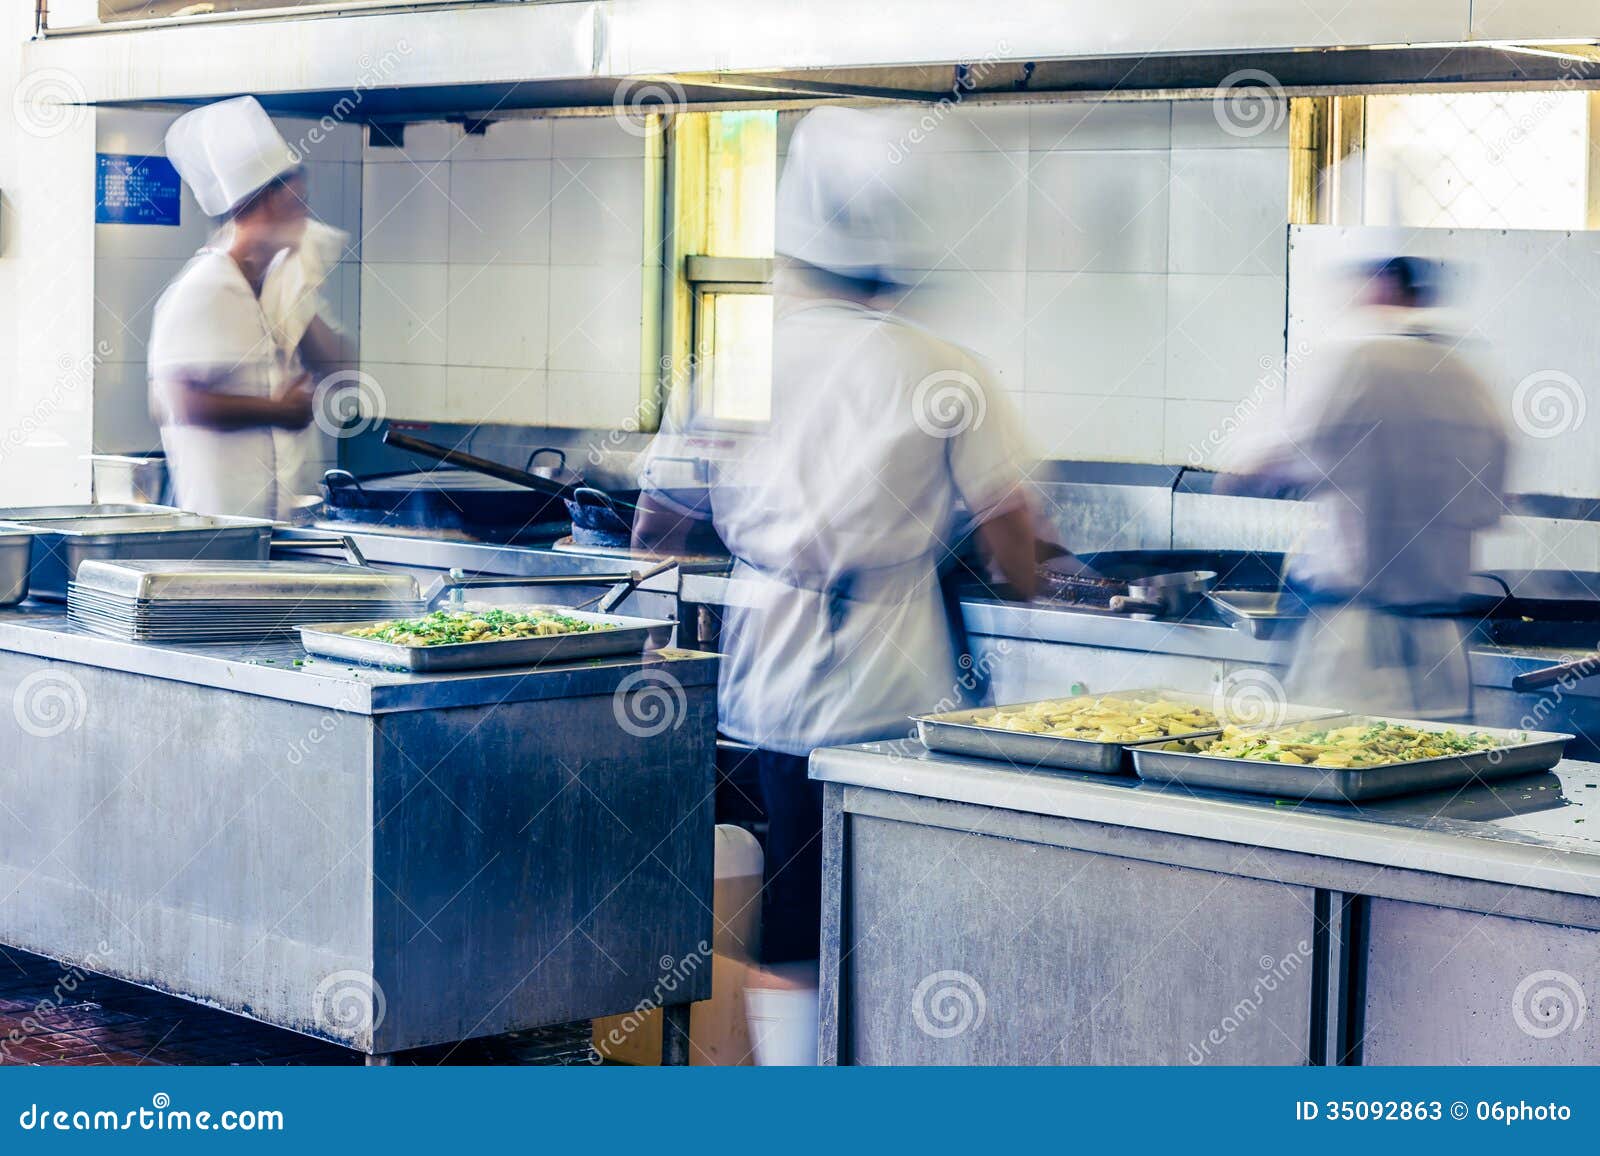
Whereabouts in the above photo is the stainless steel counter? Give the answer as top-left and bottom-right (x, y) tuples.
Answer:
(0, 610), (716, 714)
(813, 741), (1600, 1065)
(813, 742), (1600, 901)
(0, 602), (718, 1058)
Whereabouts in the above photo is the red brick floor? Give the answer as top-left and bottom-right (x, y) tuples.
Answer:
(0, 945), (596, 1066)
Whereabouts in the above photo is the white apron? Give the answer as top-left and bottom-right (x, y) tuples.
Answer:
(1286, 605), (1473, 722)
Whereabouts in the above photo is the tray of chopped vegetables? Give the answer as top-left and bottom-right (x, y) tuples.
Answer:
(911, 689), (1335, 774)
(1130, 715), (1573, 802)
(297, 604), (673, 671)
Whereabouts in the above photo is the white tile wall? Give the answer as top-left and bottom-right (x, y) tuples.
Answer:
(359, 115), (654, 429)
(1026, 151), (1171, 273)
(853, 100), (1295, 466)
(1025, 272), (1166, 397)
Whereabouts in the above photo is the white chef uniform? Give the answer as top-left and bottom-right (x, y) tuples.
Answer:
(643, 106), (1030, 755)
(645, 298), (1028, 756)
(147, 96), (303, 519)
(147, 249), (287, 519)
(1267, 312), (1509, 720)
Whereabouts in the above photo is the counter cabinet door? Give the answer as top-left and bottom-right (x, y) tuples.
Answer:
(837, 812), (1320, 1066)
(1359, 898), (1600, 1065)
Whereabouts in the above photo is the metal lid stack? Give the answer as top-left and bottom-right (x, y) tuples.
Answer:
(66, 559), (425, 643)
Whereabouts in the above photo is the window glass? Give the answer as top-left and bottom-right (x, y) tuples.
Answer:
(1362, 92), (1588, 229)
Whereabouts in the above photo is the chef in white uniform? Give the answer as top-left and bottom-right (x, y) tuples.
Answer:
(148, 96), (346, 519)
(1227, 257), (1508, 720)
(634, 106), (1039, 1063)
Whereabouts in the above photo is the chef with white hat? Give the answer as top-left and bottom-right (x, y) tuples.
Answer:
(148, 95), (347, 519)
(634, 106), (1039, 1064)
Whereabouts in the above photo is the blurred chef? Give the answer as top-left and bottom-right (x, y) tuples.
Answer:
(149, 96), (348, 519)
(1228, 257), (1508, 720)
(634, 106), (1038, 1064)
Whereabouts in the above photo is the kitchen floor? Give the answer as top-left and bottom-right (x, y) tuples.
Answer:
(0, 946), (596, 1066)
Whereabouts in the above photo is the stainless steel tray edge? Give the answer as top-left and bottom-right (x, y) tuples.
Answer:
(298, 606), (674, 671)
(912, 689), (1232, 775)
(912, 689), (1345, 775)
(1129, 717), (1574, 802)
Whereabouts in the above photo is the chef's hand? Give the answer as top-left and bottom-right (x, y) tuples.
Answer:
(277, 372), (316, 430)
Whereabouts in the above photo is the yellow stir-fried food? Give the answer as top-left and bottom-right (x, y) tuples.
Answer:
(345, 607), (614, 647)
(970, 696), (1219, 743)
(1200, 719), (1507, 768)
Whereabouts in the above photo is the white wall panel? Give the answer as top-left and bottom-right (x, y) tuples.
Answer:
(1288, 225), (1600, 499)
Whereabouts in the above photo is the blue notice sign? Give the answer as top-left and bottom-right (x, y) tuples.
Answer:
(96, 153), (182, 226)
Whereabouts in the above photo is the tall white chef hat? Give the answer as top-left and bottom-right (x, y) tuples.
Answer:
(775, 106), (934, 284)
(166, 96), (300, 218)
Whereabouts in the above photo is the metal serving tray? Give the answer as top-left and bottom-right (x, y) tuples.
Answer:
(298, 604), (673, 671)
(915, 690), (1244, 775)
(1206, 589), (1309, 639)
(0, 503), (180, 522)
(71, 559), (420, 602)
(1130, 714), (1574, 802)
(6, 515), (275, 601)
(914, 690), (1345, 775)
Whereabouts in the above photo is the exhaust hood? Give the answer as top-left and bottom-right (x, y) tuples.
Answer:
(22, 0), (1600, 118)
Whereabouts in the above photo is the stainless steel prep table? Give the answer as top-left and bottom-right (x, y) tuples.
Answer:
(0, 610), (718, 1061)
(812, 740), (1600, 1065)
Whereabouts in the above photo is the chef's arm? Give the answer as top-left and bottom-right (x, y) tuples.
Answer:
(157, 371), (313, 432)
(297, 315), (352, 380)
(632, 489), (717, 556)
(976, 503), (1038, 601)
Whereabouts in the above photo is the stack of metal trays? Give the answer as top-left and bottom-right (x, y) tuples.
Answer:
(0, 509), (274, 600)
(66, 560), (425, 643)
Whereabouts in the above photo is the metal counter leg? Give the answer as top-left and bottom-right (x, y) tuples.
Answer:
(661, 1003), (692, 1065)
(364, 1053), (394, 1067)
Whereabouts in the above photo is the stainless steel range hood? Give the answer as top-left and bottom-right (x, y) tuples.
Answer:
(24, 0), (1600, 117)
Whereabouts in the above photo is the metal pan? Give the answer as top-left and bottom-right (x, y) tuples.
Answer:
(1207, 589), (1310, 639)
(1130, 714), (1573, 802)
(0, 529), (37, 606)
(298, 604), (673, 671)
(5, 514), (274, 601)
(914, 689), (1233, 774)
